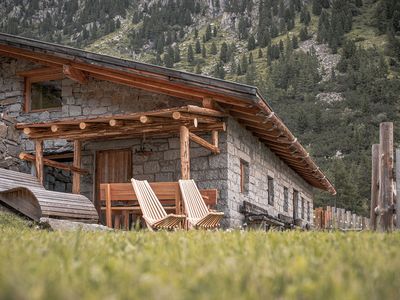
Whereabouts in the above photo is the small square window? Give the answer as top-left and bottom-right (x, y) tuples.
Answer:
(268, 176), (274, 206)
(30, 80), (62, 111)
(240, 160), (249, 194)
(283, 187), (289, 212)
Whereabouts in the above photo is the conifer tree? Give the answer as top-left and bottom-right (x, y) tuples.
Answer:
(213, 61), (225, 79)
(195, 63), (202, 74)
(213, 26), (218, 37)
(174, 45), (181, 62)
(164, 46), (174, 68)
(202, 43), (207, 58)
(248, 52), (254, 64)
(195, 39), (201, 53)
(205, 24), (212, 41)
(187, 44), (194, 64)
(312, 0), (322, 16)
(299, 27), (309, 41)
(210, 42), (218, 55)
(258, 48), (263, 58)
(317, 10), (330, 44)
(241, 53), (248, 73)
(248, 35), (256, 50)
(292, 35), (299, 49)
(220, 42), (229, 63)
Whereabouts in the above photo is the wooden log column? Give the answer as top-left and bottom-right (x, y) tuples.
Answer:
(35, 140), (44, 185)
(378, 122), (394, 232)
(370, 144), (379, 230)
(180, 125), (190, 179)
(72, 140), (81, 194)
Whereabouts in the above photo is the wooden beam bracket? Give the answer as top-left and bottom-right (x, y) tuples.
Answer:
(189, 132), (220, 154)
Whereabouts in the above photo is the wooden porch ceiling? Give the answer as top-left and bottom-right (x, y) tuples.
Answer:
(0, 35), (336, 195)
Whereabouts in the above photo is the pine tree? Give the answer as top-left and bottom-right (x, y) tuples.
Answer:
(210, 42), (218, 55)
(220, 42), (229, 63)
(164, 46), (174, 68)
(195, 63), (202, 74)
(248, 52), (254, 64)
(202, 43), (207, 58)
(258, 48), (263, 58)
(248, 35), (256, 50)
(245, 63), (256, 85)
(317, 10), (330, 44)
(241, 53), (248, 73)
(194, 28), (199, 39)
(312, 0), (322, 16)
(195, 39), (201, 53)
(292, 35), (299, 49)
(205, 24), (212, 41)
(174, 45), (181, 62)
(187, 44), (194, 64)
(116, 19), (121, 29)
(355, 0), (363, 7)
(299, 27), (309, 41)
(213, 61), (225, 79)
(213, 26), (218, 37)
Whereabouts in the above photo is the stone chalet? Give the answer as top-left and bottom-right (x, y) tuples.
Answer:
(0, 33), (336, 228)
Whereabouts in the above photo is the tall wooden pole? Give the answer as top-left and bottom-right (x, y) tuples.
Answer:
(378, 122), (394, 232)
(72, 140), (81, 194)
(35, 140), (44, 185)
(370, 144), (380, 230)
(396, 149), (400, 229)
(180, 125), (190, 179)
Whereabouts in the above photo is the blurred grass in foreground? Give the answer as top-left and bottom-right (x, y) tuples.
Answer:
(0, 212), (399, 300)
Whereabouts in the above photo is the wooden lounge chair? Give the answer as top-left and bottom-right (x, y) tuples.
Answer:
(179, 179), (224, 229)
(131, 179), (185, 230)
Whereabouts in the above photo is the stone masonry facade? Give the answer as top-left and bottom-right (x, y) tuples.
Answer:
(0, 56), (314, 228)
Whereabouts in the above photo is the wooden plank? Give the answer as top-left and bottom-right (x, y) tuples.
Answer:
(180, 126), (190, 180)
(19, 152), (88, 174)
(212, 131), (218, 148)
(370, 144), (379, 231)
(35, 140), (44, 185)
(378, 122), (394, 232)
(72, 140), (81, 194)
(189, 132), (220, 154)
(106, 184), (112, 227)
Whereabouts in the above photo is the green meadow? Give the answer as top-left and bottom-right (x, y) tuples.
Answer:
(0, 212), (399, 300)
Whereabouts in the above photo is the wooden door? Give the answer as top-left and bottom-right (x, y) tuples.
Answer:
(95, 149), (132, 218)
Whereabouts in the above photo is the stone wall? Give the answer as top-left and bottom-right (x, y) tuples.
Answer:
(226, 117), (314, 228)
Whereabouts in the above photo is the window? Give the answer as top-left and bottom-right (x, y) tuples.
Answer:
(267, 176), (274, 206)
(283, 187), (289, 212)
(301, 197), (305, 219)
(25, 78), (63, 112)
(240, 160), (249, 194)
(293, 190), (299, 219)
(307, 201), (310, 221)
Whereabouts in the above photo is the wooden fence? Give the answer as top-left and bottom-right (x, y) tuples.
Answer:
(314, 206), (370, 230)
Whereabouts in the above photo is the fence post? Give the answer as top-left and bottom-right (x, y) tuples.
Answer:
(396, 149), (400, 229)
(370, 144), (380, 230)
(378, 122), (394, 232)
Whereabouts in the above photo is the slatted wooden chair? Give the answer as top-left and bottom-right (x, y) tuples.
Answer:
(131, 179), (185, 230)
(179, 179), (224, 229)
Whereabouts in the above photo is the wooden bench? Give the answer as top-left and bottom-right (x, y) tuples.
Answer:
(99, 182), (217, 229)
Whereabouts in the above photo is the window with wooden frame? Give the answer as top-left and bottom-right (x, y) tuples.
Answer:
(25, 77), (63, 112)
(240, 160), (249, 194)
(301, 196), (305, 219)
(307, 201), (311, 221)
(293, 190), (299, 219)
(283, 186), (289, 212)
(267, 176), (274, 206)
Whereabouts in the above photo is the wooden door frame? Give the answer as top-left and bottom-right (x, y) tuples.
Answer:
(94, 148), (132, 218)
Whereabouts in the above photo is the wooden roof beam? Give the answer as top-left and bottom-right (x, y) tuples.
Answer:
(189, 132), (220, 154)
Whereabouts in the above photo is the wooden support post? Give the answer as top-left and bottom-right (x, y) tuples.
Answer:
(72, 140), (81, 194)
(396, 149), (400, 229)
(189, 132), (220, 154)
(370, 144), (379, 231)
(35, 140), (44, 185)
(105, 184), (112, 228)
(180, 125), (190, 180)
(378, 122), (394, 232)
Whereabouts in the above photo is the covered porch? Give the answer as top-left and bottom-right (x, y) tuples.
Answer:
(16, 105), (226, 228)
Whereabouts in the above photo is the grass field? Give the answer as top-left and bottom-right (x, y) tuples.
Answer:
(0, 212), (399, 300)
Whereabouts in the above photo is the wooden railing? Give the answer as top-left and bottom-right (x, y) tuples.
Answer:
(99, 182), (217, 229)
